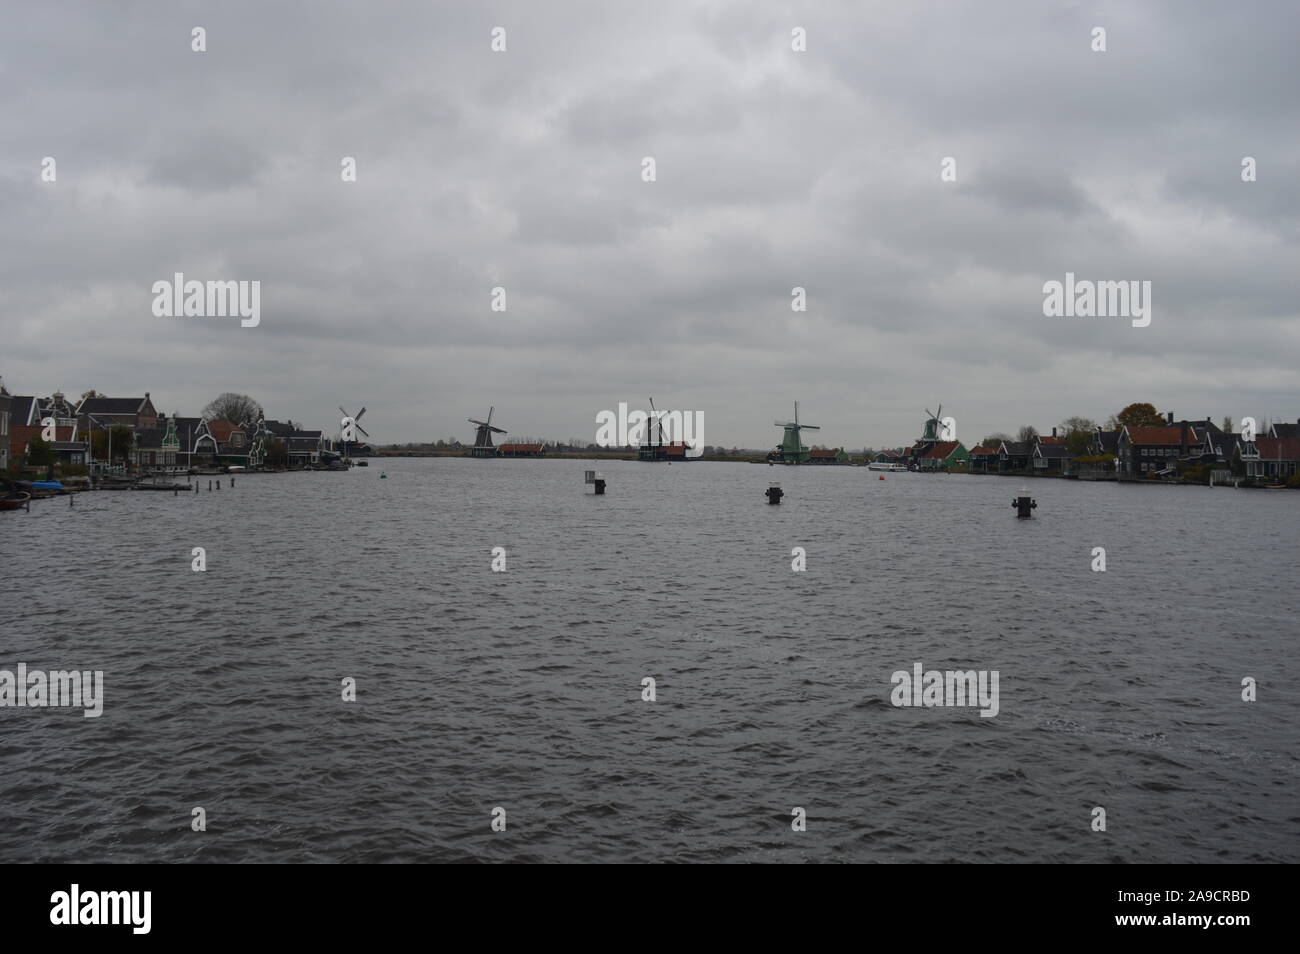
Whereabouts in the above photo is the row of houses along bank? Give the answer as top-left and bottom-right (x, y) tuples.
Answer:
(0, 383), (339, 475)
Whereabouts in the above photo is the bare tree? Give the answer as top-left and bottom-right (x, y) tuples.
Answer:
(1016, 425), (1039, 444)
(203, 392), (263, 425)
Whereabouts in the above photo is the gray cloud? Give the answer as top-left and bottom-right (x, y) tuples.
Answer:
(1, 0), (1297, 447)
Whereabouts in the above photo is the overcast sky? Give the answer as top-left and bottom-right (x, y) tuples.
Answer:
(3, 1), (1297, 448)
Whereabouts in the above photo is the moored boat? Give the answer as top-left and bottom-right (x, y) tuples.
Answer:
(0, 492), (32, 511)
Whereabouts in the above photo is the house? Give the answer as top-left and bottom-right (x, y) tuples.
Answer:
(1089, 429), (1120, 457)
(873, 450), (905, 464)
(10, 423), (87, 469)
(1269, 419), (1300, 439)
(497, 443), (545, 457)
(807, 447), (849, 465)
(0, 380), (10, 471)
(998, 441), (1031, 473)
(967, 445), (999, 473)
(913, 440), (967, 471)
(133, 415), (184, 470)
(285, 431), (323, 466)
(76, 393), (159, 432)
(1032, 441), (1071, 473)
(1241, 437), (1300, 480)
(1117, 420), (1192, 479)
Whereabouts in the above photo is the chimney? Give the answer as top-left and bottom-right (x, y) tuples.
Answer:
(1167, 411), (1174, 424)
(1051, 427), (1057, 438)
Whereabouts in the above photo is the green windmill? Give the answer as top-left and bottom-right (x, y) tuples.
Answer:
(773, 401), (819, 463)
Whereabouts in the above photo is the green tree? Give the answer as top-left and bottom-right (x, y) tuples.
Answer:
(263, 438), (288, 467)
(26, 437), (56, 476)
(1117, 402), (1164, 427)
(1060, 416), (1096, 456)
(980, 433), (1013, 448)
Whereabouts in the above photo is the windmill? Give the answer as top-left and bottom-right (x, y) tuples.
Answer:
(468, 406), (506, 457)
(339, 405), (370, 463)
(773, 401), (819, 463)
(920, 408), (951, 444)
(922, 404), (944, 441)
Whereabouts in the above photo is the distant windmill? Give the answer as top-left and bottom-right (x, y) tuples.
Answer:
(468, 406), (507, 458)
(922, 404), (944, 441)
(339, 405), (370, 462)
(773, 401), (819, 463)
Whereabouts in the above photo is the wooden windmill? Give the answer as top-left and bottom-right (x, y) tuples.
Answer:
(773, 401), (819, 463)
(468, 406), (506, 457)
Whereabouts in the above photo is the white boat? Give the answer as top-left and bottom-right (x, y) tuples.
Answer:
(867, 462), (908, 472)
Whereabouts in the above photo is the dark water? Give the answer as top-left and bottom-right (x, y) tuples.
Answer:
(1, 460), (1296, 863)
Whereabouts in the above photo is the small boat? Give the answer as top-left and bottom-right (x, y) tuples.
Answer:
(867, 462), (908, 472)
(31, 480), (64, 490)
(357, 460), (369, 467)
(0, 492), (31, 511)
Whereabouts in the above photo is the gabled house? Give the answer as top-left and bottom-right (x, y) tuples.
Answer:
(0, 380), (10, 471)
(1032, 441), (1072, 473)
(9, 423), (87, 469)
(967, 445), (999, 473)
(807, 447), (849, 465)
(133, 415), (183, 470)
(76, 393), (159, 432)
(1241, 437), (1300, 480)
(1117, 415), (1196, 479)
(912, 440), (967, 471)
(1089, 428), (1120, 457)
(497, 442), (545, 458)
(1269, 419), (1300, 439)
(998, 441), (1031, 473)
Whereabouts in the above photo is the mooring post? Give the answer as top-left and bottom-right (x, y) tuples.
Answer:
(1013, 488), (1037, 518)
(766, 482), (784, 505)
(208, 480), (212, 491)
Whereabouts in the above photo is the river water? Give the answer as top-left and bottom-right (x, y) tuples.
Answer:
(1, 459), (1296, 862)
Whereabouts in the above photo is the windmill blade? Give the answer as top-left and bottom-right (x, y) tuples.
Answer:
(468, 418), (487, 427)
(354, 423), (371, 438)
(354, 407), (366, 421)
(774, 420), (794, 427)
(489, 425), (507, 434)
(801, 424), (821, 431)
(339, 405), (350, 419)
(485, 406), (495, 426)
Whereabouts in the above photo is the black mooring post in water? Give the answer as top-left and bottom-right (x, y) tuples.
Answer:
(216, 480), (220, 490)
(1013, 488), (1037, 518)
(70, 494), (74, 507)
(208, 480), (212, 491)
(584, 470), (606, 495)
(766, 482), (784, 505)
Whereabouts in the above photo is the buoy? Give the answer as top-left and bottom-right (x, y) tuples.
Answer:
(1013, 488), (1037, 518)
(766, 482), (784, 505)
(879, 475), (885, 480)
(380, 472), (388, 479)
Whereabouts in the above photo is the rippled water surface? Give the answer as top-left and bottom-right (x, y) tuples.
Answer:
(1, 459), (1296, 863)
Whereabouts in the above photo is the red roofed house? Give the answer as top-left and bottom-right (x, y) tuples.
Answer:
(910, 439), (969, 471)
(1242, 437), (1300, 480)
(807, 447), (849, 464)
(497, 443), (545, 458)
(1117, 413), (1199, 479)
